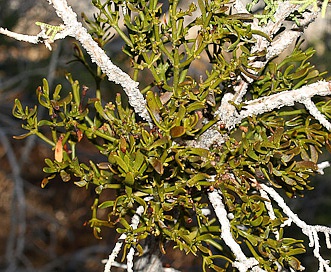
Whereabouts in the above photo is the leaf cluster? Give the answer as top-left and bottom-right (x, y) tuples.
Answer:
(12, 0), (331, 271)
(253, 45), (325, 97)
(13, 75), (221, 261)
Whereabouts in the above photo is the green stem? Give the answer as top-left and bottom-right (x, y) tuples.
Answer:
(170, 0), (180, 96)
(203, 10), (213, 29)
(84, 116), (94, 127)
(154, 23), (174, 63)
(141, 83), (154, 94)
(142, 52), (163, 85)
(278, 109), (307, 116)
(99, 5), (133, 48)
(69, 141), (76, 159)
(179, 41), (208, 69)
(75, 123), (118, 142)
(113, 24), (134, 48)
(95, 66), (103, 101)
(197, 119), (218, 136)
(62, 131), (71, 145)
(133, 67), (139, 82)
(36, 131), (55, 146)
(198, 0), (206, 23)
(93, 129), (118, 142)
(91, 197), (99, 219)
(179, 69), (189, 83)
(149, 0), (158, 9)
(200, 69), (221, 89)
(51, 129), (58, 144)
(173, 50), (180, 93)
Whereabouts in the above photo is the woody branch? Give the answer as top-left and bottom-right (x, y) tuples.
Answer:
(0, 0), (152, 125)
(197, 0), (328, 149)
(232, 81), (331, 130)
(260, 184), (331, 272)
(208, 189), (266, 272)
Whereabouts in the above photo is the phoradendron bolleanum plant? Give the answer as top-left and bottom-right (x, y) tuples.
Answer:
(4, 0), (331, 271)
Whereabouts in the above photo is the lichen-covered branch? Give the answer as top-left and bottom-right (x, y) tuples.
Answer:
(0, 27), (41, 44)
(260, 184), (331, 272)
(208, 190), (265, 272)
(230, 0), (320, 107)
(48, 0), (152, 125)
(258, 187), (280, 240)
(0, 0), (152, 125)
(198, 81), (331, 148)
(224, 81), (331, 130)
(103, 206), (144, 272)
(317, 161), (331, 174)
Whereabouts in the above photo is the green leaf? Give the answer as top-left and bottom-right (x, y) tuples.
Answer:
(60, 170), (71, 182)
(13, 132), (34, 140)
(251, 216), (263, 226)
(94, 100), (109, 120)
(98, 200), (115, 209)
(186, 101), (205, 112)
(52, 84), (62, 100)
(124, 172), (135, 185)
(247, 146), (260, 161)
(95, 185), (103, 194)
(272, 127), (284, 146)
(133, 150), (146, 171)
(283, 176), (297, 185)
(148, 136), (170, 150)
(112, 155), (129, 173)
(146, 90), (162, 122)
(170, 126), (186, 138)
(37, 120), (55, 126)
(287, 257), (303, 270)
(148, 157), (164, 175)
(287, 247), (306, 256)
(187, 173), (209, 187)
(74, 180), (88, 187)
(238, 229), (259, 246)
(294, 161), (317, 171)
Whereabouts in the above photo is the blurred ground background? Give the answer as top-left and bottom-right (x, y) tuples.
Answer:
(0, 1), (331, 271)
